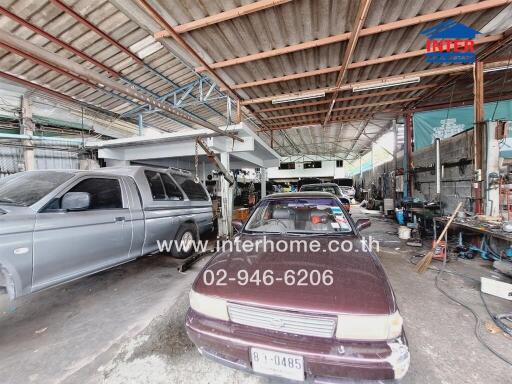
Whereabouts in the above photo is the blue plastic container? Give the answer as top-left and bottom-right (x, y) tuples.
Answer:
(395, 209), (405, 225)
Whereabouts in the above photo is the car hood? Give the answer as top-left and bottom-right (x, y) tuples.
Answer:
(194, 234), (396, 315)
(0, 204), (36, 235)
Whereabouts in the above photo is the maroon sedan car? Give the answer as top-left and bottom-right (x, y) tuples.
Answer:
(186, 192), (409, 382)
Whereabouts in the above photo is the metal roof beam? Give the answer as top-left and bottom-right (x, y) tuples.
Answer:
(154, 0), (292, 37)
(135, 0), (241, 102)
(134, 0), (274, 134)
(0, 5), (120, 78)
(323, 0), (372, 126)
(260, 114), (381, 131)
(261, 97), (418, 121)
(229, 35), (501, 90)
(348, 120), (371, 154)
(196, 0), (512, 71)
(254, 84), (437, 114)
(49, 0), (144, 66)
(241, 60), (512, 105)
(48, 0), (218, 121)
(408, 27), (512, 109)
(0, 32), (241, 140)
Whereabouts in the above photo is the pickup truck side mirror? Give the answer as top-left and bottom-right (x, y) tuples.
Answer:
(355, 218), (371, 231)
(232, 220), (244, 233)
(62, 192), (91, 211)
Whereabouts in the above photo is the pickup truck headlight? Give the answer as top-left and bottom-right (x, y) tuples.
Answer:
(335, 311), (403, 340)
(189, 289), (229, 321)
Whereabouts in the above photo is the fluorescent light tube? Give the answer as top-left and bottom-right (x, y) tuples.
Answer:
(272, 91), (326, 104)
(483, 64), (512, 73)
(352, 77), (420, 92)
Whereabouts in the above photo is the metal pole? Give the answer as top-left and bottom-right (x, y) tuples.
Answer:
(435, 138), (441, 194)
(404, 113), (413, 198)
(473, 61), (484, 214)
(137, 113), (143, 136)
(261, 168), (267, 198)
(219, 152), (233, 238)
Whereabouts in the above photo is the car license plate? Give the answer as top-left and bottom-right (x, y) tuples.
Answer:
(251, 347), (304, 381)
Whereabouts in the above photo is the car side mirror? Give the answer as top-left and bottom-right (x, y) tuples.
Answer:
(232, 220), (244, 232)
(61, 192), (91, 211)
(356, 218), (371, 231)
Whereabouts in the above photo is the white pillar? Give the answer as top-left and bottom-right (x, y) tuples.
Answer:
(218, 152), (233, 238)
(21, 95), (35, 171)
(260, 168), (267, 198)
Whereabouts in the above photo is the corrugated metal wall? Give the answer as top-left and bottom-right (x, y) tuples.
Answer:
(0, 145), (22, 178)
(0, 141), (80, 178)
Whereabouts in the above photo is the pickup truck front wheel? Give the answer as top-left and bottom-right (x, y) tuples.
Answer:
(171, 224), (198, 259)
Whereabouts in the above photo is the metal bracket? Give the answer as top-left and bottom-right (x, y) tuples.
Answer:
(196, 137), (234, 185)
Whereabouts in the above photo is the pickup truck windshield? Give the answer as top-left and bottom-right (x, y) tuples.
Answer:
(0, 171), (74, 206)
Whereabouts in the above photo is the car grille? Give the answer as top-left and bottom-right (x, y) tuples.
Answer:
(227, 303), (337, 338)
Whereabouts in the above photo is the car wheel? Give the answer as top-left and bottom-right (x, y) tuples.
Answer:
(171, 223), (198, 259)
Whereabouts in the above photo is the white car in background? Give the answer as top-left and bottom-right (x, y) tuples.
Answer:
(340, 185), (356, 198)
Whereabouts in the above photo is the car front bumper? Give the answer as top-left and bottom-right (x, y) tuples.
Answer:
(186, 309), (410, 382)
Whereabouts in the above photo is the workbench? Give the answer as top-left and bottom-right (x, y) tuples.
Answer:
(433, 217), (512, 243)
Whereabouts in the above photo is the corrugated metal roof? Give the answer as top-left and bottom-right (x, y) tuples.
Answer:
(0, 0), (231, 136)
(0, 0), (511, 157)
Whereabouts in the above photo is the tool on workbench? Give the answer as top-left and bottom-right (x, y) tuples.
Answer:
(416, 202), (463, 273)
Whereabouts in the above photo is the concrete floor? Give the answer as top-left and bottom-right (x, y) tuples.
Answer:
(1, 206), (511, 384)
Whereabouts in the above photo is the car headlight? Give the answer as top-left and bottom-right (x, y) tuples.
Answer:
(335, 311), (403, 340)
(189, 289), (229, 321)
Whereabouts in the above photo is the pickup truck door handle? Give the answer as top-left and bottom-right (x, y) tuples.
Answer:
(115, 216), (126, 222)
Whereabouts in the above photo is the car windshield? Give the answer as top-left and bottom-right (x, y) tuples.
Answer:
(0, 171), (74, 206)
(244, 197), (352, 234)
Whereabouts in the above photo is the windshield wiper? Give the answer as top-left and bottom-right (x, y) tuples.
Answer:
(303, 232), (351, 236)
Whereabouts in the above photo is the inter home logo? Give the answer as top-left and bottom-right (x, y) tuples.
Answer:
(422, 19), (480, 63)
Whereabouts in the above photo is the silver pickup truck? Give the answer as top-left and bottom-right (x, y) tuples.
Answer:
(0, 166), (213, 305)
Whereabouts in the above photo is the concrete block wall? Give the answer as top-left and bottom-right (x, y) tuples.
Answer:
(412, 131), (474, 213)
(353, 130), (474, 213)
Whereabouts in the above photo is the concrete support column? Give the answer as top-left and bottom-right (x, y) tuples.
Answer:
(20, 95), (35, 171)
(260, 168), (267, 198)
(218, 152), (233, 238)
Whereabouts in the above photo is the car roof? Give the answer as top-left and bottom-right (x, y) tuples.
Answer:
(266, 191), (335, 199)
(301, 183), (338, 188)
(27, 166), (194, 178)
